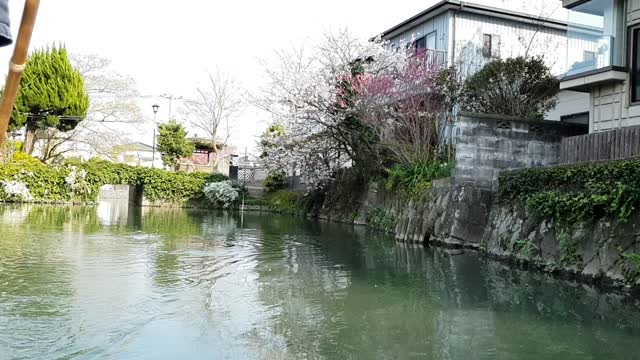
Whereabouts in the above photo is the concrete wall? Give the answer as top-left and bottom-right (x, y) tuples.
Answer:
(454, 114), (587, 189)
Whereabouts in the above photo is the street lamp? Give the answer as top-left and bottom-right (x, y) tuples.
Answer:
(152, 104), (159, 168)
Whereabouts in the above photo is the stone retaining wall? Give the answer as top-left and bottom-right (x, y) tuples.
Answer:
(454, 113), (587, 189)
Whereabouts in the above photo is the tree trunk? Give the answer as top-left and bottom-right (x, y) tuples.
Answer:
(22, 123), (37, 155)
(211, 149), (219, 173)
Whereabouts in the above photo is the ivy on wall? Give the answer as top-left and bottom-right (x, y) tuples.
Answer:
(498, 159), (640, 224)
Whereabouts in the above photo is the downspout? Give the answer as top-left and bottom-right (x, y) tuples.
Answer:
(448, 2), (464, 161)
(451, 2), (464, 67)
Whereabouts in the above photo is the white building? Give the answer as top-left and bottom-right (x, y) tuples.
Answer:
(560, 0), (640, 133)
(379, 0), (594, 123)
(114, 142), (163, 169)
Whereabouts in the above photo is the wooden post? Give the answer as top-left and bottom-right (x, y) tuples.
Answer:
(0, 0), (40, 147)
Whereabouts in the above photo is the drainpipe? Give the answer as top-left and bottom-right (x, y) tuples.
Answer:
(448, 2), (464, 160)
(451, 2), (464, 67)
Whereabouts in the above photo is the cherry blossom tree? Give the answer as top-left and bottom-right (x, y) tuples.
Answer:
(348, 53), (445, 163)
(256, 30), (409, 189)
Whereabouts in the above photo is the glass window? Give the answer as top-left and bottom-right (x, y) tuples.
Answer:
(482, 34), (492, 58)
(482, 34), (500, 58)
(631, 27), (640, 102)
(565, 0), (625, 77)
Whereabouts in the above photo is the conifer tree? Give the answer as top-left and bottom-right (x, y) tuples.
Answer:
(157, 120), (195, 170)
(9, 46), (89, 154)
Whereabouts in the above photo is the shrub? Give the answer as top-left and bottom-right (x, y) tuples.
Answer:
(266, 190), (301, 214)
(461, 56), (559, 120)
(0, 156), (229, 205)
(203, 181), (239, 208)
(385, 159), (452, 197)
(365, 207), (397, 232)
(264, 170), (288, 193)
(0, 180), (33, 201)
(498, 159), (640, 224)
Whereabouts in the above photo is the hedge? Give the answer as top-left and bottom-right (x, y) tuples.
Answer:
(0, 155), (227, 204)
(498, 159), (640, 224)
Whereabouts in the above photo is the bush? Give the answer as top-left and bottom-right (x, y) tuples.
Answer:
(498, 159), (640, 224)
(461, 56), (559, 120)
(0, 156), (229, 204)
(385, 159), (453, 197)
(264, 170), (288, 193)
(265, 190), (301, 214)
(0, 180), (32, 201)
(203, 180), (239, 208)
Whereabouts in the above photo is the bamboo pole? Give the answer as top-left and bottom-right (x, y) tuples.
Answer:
(0, 0), (40, 147)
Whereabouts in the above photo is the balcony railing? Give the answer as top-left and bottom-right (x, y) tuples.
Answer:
(565, 35), (616, 77)
(413, 49), (448, 69)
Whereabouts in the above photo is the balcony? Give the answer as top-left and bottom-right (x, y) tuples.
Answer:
(413, 48), (448, 69)
(561, 0), (625, 91)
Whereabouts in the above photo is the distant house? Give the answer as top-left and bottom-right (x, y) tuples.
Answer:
(114, 142), (163, 169)
(378, 0), (594, 123)
(177, 138), (233, 175)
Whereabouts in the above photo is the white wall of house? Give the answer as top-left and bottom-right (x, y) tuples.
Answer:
(383, 4), (593, 122)
(453, 12), (568, 77)
(386, 11), (451, 53)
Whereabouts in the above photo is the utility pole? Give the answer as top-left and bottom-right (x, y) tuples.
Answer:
(152, 104), (159, 168)
(160, 94), (182, 121)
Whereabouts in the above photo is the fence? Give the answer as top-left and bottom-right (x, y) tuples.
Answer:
(560, 126), (640, 164)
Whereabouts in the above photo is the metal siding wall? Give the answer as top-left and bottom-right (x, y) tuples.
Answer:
(387, 11), (451, 55)
(454, 12), (570, 77)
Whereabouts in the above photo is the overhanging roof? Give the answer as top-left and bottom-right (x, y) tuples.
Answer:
(378, 0), (569, 40)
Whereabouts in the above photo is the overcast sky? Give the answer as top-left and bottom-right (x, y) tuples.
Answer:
(0, 0), (565, 153)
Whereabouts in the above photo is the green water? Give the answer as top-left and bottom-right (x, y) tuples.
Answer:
(0, 203), (639, 360)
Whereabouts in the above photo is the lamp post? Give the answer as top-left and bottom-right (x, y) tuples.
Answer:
(152, 104), (159, 168)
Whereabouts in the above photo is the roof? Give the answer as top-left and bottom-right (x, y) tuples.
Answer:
(188, 137), (225, 151)
(378, 0), (569, 40)
(116, 142), (154, 152)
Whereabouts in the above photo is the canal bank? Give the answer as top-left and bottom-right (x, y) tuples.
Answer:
(307, 115), (640, 293)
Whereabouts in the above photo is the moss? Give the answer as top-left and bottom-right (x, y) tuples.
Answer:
(365, 207), (397, 233)
(511, 238), (538, 258)
(558, 232), (582, 267)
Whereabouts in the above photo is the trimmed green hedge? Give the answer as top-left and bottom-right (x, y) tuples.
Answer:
(0, 156), (227, 204)
(498, 159), (640, 224)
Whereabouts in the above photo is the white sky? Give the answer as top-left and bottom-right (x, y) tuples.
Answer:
(0, 0), (565, 154)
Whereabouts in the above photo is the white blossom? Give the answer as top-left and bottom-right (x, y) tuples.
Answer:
(1, 180), (33, 202)
(203, 181), (239, 208)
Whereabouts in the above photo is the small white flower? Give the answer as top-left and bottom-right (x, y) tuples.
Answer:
(1, 180), (32, 202)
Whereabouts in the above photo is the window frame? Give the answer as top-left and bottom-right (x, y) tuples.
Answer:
(630, 25), (640, 105)
(482, 34), (492, 58)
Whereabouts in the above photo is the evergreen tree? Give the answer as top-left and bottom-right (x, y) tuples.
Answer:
(9, 46), (90, 154)
(157, 120), (195, 170)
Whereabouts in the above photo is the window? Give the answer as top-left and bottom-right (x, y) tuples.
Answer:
(482, 34), (500, 58)
(631, 27), (640, 103)
(414, 36), (426, 51)
(583, 51), (596, 62)
(566, 0), (625, 77)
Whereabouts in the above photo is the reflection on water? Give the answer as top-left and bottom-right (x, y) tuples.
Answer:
(0, 203), (639, 359)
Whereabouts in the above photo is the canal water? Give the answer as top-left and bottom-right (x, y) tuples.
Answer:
(0, 204), (639, 360)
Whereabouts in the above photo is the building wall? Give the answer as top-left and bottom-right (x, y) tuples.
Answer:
(385, 9), (591, 121)
(453, 12), (568, 77)
(386, 11), (452, 55)
(587, 0), (640, 132)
